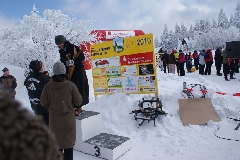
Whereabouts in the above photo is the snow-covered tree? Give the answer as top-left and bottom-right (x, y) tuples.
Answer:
(188, 25), (194, 39)
(180, 23), (188, 39)
(229, 14), (235, 27)
(205, 20), (211, 33)
(0, 6), (96, 76)
(234, 1), (240, 29)
(175, 23), (181, 39)
(199, 19), (205, 33)
(218, 8), (229, 29)
(168, 30), (178, 51)
(160, 24), (170, 50)
(194, 20), (200, 34)
(154, 37), (160, 48)
(212, 19), (218, 29)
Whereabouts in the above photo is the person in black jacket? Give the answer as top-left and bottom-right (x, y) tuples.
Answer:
(55, 35), (89, 107)
(162, 50), (169, 73)
(214, 46), (223, 76)
(24, 60), (50, 126)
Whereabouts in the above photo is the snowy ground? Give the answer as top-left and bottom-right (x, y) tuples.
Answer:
(9, 63), (240, 160)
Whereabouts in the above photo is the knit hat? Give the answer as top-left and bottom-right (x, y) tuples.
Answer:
(179, 50), (182, 53)
(29, 60), (42, 72)
(55, 35), (66, 45)
(2, 67), (8, 73)
(53, 61), (66, 75)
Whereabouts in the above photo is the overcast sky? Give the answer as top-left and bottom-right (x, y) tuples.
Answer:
(0, 0), (239, 36)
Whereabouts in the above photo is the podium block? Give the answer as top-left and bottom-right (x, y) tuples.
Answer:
(74, 110), (131, 160)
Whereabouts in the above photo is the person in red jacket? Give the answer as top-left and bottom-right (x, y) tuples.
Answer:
(178, 50), (186, 76)
(204, 48), (213, 75)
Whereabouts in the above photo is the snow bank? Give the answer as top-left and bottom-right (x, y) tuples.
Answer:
(82, 68), (240, 160)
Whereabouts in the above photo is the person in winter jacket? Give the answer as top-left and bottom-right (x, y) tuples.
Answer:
(198, 50), (206, 75)
(55, 35), (89, 108)
(204, 48), (213, 75)
(24, 60), (50, 126)
(0, 85), (62, 160)
(162, 50), (169, 73)
(228, 58), (236, 80)
(40, 61), (82, 160)
(168, 50), (176, 74)
(222, 49), (229, 80)
(192, 50), (199, 70)
(178, 50), (186, 76)
(214, 46), (223, 76)
(0, 67), (17, 99)
(234, 58), (239, 73)
(174, 50), (179, 75)
(186, 52), (193, 72)
(222, 49), (236, 81)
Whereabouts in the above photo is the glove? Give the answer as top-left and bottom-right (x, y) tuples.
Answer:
(75, 108), (82, 116)
(42, 71), (49, 76)
(66, 60), (74, 66)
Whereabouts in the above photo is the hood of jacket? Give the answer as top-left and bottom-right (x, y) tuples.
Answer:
(48, 79), (70, 89)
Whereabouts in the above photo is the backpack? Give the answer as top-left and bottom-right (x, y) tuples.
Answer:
(204, 52), (209, 59)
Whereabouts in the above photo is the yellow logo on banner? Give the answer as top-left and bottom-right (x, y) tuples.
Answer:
(91, 33), (154, 60)
(92, 68), (106, 78)
(93, 78), (108, 88)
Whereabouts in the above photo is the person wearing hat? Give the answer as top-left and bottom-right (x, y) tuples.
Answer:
(40, 61), (82, 160)
(0, 67), (17, 99)
(204, 48), (213, 75)
(192, 50), (199, 70)
(24, 60), (51, 126)
(214, 46), (223, 76)
(199, 50), (206, 75)
(178, 50), (186, 76)
(55, 35), (89, 108)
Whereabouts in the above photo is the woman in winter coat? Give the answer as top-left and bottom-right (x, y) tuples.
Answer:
(198, 50), (206, 75)
(204, 48), (213, 75)
(192, 50), (199, 70)
(40, 61), (82, 160)
(186, 52), (193, 72)
(178, 50), (186, 76)
(168, 50), (176, 74)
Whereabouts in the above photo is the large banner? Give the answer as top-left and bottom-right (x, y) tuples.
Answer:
(90, 33), (158, 96)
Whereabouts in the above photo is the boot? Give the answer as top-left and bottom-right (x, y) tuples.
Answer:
(218, 73), (222, 76)
(230, 77), (236, 79)
(225, 76), (229, 81)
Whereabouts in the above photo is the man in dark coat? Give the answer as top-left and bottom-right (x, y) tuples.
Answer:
(162, 50), (169, 73)
(24, 60), (50, 126)
(55, 35), (89, 107)
(192, 50), (199, 70)
(214, 46), (223, 76)
(0, 67), (17, 99)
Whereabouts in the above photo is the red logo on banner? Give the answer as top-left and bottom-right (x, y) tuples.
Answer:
(120, 52), (153, 65)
